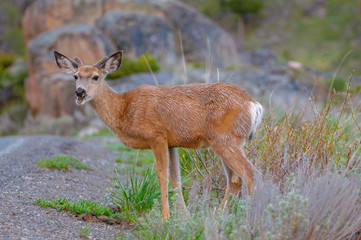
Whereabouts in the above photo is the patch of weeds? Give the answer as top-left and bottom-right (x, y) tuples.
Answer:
(78, 224), (93, 238)
(0, 53), (27, 103)
(113, 165), (148, 176)
(138, 194), (206, 239)
(37, 154), (93, 171)
(107, 168), (160, 222)
(107, 53), (160, 79)
(34, 198), (122, 219)
(113, 234), (127, 240)
(0, 52), (15, 69)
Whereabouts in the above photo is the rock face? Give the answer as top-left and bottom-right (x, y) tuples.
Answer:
(22, 0), (238, 117)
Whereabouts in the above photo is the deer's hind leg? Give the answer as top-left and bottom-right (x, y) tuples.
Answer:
(168, 147), (186, 211)
(220, 159), (243, 209)
(210, 136), (259, 200)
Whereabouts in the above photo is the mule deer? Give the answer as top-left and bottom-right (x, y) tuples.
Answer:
(54, 50), (263, 220)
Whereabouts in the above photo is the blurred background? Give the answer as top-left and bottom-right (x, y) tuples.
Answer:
(0, 0), (360, 136)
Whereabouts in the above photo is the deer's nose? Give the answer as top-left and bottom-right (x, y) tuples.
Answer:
(75, 88), (86, 97)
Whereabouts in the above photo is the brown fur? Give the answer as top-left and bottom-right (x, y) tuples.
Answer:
(54, 51), (263, 220)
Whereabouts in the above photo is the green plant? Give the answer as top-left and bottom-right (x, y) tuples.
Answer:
(0, 53), (15, 69)
(107, 168), (160, 222)
(327, 76), (346, 92)
(138, 194), (205, 239)
(78, 224), (93, 238)
(225, 0), (264, 20)
(37, 154), (93, 171)
(178, 148), (225, 202)
(264, 191), (308, 239)
(107, 53), (160, 79)
(0, 52), (27, 106)
(34, 198), (122, 219)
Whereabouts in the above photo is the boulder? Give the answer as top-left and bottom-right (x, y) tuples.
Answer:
(96, 11), (178, 66)
(23, 0), (239, 117)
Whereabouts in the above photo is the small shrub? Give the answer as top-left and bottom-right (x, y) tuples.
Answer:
(0, 53), (15, 69)
(224, 0), (264, 22)
(78, 224), (93, 238)
(37, 154), (93, 170)
(107, 53), (160, 79)
(34, 198), (122, 219)
(139, 194), (205, 239)
(0, 54), (27, 105)
(263, 191), (308, 240)
(107, 168), (160, 222)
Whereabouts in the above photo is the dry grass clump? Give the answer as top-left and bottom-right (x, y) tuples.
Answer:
(250, 78), (361, 183)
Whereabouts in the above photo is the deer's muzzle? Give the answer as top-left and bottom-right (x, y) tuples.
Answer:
(75, 87), (86, 97)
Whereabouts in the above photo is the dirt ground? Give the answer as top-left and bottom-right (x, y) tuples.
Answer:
(0, 135), (134, 239)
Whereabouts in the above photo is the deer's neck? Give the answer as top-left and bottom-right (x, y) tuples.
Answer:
(90, 84), (125, 132)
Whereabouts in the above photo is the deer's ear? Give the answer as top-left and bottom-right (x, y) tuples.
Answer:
(53, 51), (78, 74)
(98, 51), (123, 74)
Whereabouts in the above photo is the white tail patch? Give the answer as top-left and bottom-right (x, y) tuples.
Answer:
(248, 101), (263, 140)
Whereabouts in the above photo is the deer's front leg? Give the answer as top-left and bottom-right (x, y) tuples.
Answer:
(151, 138), (170, 220)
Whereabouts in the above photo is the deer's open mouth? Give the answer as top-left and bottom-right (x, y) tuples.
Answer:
(76, 95), (86, 105)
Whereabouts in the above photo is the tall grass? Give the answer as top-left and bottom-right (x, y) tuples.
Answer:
(250, 76), (361, 183)
(107, 168), (160, 222)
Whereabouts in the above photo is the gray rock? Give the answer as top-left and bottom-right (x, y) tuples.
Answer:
(96, 11), (178, 67)
(239, 49), (277, 67)
(162, 0), (238, 67)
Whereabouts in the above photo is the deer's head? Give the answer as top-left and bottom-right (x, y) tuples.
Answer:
(54, 51), (123, 105)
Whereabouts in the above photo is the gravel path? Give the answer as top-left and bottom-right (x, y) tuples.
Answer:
(0, 135), (133, 239)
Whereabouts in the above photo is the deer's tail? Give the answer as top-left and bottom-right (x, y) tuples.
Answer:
(248, 101), (263, 140)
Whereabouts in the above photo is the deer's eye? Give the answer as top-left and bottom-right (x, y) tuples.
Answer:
(93, 75), (99, 81)
(74, 75), (78, 80)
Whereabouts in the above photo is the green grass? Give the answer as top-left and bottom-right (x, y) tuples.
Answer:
(37, 154), (93, 171)
(34, 198), (122, 219)
(107, 168), (160, 222)
(78, 224), (93, 238)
